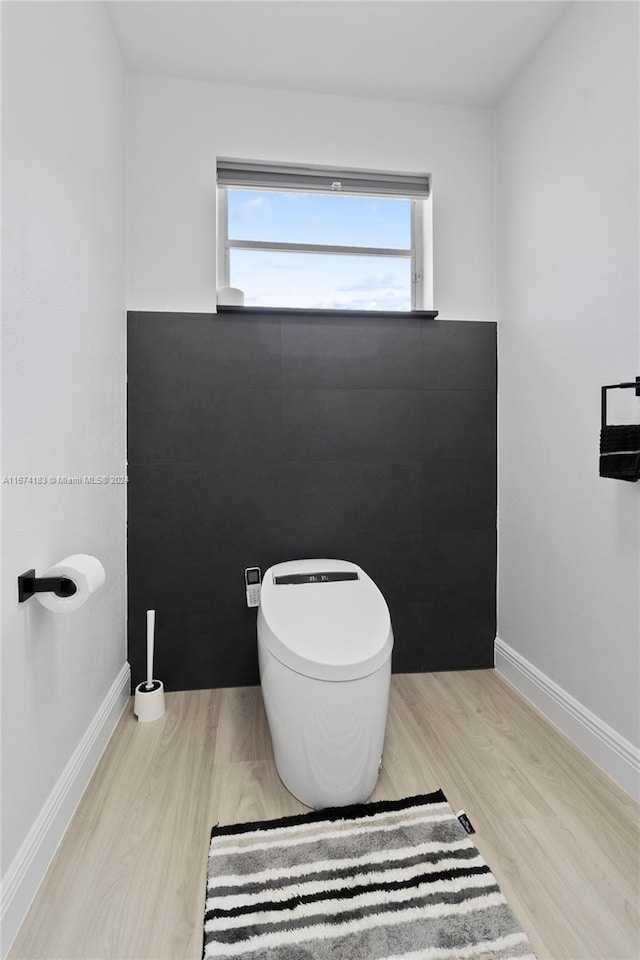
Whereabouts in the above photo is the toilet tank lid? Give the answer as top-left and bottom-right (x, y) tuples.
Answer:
(258, 559), (393, 681)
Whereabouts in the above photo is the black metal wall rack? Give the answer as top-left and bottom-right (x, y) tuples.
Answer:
(601, 376), (640, 428)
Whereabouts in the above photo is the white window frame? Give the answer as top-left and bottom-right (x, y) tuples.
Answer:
(216, 162), (432, 311)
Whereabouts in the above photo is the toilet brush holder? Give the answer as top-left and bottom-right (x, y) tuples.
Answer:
(134, 680), (165, 722)
(134, 609), (165, 722)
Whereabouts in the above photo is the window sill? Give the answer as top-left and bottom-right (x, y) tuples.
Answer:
(216, 305), (439, 320)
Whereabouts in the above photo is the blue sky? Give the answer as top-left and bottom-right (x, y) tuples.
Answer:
(228, 190), (412, 310)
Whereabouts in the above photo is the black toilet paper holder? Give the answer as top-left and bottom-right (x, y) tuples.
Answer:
(18, 569), (77, 603)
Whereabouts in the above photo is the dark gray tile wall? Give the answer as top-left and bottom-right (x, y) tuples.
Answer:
(127, 311), (497, 691)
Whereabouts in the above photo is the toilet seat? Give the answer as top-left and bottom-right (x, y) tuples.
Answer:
(258, 559), (392, 681)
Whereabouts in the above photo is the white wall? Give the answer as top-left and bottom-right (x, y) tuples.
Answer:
(497, 2), (639, 752)
(1, 1), (128, 949)
(127, 76), (496, 319)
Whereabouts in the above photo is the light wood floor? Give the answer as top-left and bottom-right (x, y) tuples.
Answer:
(9, 670), (640, 960)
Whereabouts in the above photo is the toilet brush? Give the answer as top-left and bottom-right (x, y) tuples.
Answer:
(133, 609), (166, 722)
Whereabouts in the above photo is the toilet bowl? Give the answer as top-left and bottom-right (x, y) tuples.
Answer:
(257, 558), (393, 809)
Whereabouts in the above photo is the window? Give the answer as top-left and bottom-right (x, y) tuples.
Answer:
(217, 160), (432, 312)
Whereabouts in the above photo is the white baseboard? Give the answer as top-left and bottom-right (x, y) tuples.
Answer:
(495, 638), (639, 803)
(0, 662), (131, 957)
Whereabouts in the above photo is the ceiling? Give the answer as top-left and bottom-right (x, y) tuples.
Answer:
(106, 0), (570, 107)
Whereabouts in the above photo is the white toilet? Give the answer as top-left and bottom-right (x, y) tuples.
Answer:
(257, 558), (393, 809)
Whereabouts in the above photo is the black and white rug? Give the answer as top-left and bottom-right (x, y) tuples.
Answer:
(203, 790), (537, 960)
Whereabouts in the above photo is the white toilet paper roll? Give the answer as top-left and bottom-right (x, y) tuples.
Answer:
(35, 554), (106, 613)
(217, 286), (244, 306)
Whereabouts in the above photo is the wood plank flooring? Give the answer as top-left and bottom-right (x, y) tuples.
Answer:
(9, 670), (640, 960)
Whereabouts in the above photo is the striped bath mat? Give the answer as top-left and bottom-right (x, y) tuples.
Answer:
(203, 790), (537, 959)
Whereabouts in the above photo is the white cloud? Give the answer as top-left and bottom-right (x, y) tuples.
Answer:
(310, 289), (410, 311)
(240, 196), (269, 217)
(336, 272), (405, 293)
